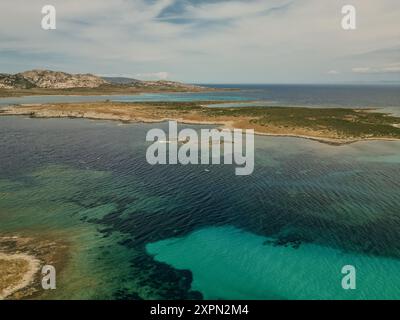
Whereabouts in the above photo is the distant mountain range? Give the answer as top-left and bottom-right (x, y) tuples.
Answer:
(0, 70), (205, 91)
(102, 76), (141, 85)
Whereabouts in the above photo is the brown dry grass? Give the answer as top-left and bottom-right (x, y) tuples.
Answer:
(2, 101), (400, 144)
(0, 258), (30, 294)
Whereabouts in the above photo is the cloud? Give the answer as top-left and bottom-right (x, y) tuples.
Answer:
(0, 0), (399, 83)
(158, 0), (293, 22)
(328, 70), (339, 75)
(352, 63), (400, 74)
(135, 72), (170, 80)
(384, 66), (400, 73)
(352, 67), (372, 74)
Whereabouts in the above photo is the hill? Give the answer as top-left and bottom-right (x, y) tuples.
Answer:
(0, 70), (208, 93)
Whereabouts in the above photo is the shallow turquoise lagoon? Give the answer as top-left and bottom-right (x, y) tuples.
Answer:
(147, 226), (400, 300)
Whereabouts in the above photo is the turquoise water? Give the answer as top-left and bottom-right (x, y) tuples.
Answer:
(1, 116), (400, 299)
(147, 226), (400, 300)
(1, 85), (399, 115)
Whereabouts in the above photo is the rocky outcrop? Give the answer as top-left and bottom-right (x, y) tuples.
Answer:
(0, 74), (37, 89)
(17, 70), (108, 89)
(0, 70), (107, 89)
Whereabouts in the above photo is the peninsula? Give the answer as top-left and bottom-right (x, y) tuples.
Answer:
(2, 101), (400, 145)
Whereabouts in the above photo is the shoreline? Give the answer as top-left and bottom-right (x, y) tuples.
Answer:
(0, 252), (40, 300)
(3, 112), (400, 146)
(0, 87), (229, 99)
(0, 233), (69, 300)
(1, 102), (400, 146)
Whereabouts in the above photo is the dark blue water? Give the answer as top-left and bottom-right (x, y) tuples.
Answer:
(1, 84), (400, 299)
(1, 116), (400, 299)
(202, 84), (400, 108)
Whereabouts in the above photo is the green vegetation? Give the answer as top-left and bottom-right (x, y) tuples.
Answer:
(2, 101), (400, 142)
(202, 106), (400, 139)
(131, 102), (400, 139)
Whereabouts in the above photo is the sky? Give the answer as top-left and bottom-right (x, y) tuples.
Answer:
(0, 0), (399, 84)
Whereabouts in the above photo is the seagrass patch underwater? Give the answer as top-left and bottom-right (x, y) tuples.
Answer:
(1, 116), (400, 299)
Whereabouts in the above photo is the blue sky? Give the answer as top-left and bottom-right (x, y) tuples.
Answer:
(0, 0), (399, 83)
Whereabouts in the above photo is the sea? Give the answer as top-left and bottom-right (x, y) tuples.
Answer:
(1, 84), (400, 115)
(0, 84), (400, 299)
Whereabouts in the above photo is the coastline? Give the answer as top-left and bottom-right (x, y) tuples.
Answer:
(0, 252), (40, 300)
(0, 86), (227, 99)
(0, 234), (69, 300)
(1, 102), (400, 146)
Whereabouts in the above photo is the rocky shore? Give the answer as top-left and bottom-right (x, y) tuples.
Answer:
(0, 235), (68, 299)
(1, 102), (400, 145)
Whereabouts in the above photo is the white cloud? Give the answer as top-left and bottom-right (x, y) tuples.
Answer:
(135, 72), (170, 80)
(382, 63), (400, 73)
(352, 67), (372, 74)
(175, 0), (290, 21)
(0, 0), (399, 83)
(352, 63), (400, 74)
